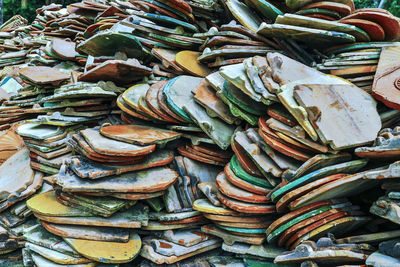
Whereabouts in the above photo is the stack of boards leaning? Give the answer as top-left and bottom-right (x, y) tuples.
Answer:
(0, 0), (399, 266)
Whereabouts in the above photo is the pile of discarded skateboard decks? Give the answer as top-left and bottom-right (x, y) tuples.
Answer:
(1, 0), (400, 266)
